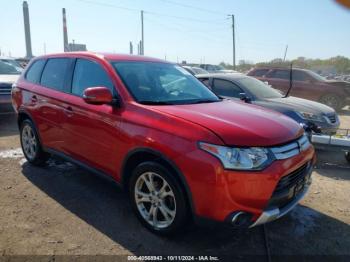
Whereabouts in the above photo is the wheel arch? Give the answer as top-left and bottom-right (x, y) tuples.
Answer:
(17, 110), (44, 146)
(121, 147), (195, 216)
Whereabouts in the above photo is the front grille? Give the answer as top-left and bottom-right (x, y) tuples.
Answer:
(267, 162), (311, 209)
(0, 83), (12, 95)
(275, 163), (308, 193)
(326, 114), (337, 124)
(270, 135), (310, 160)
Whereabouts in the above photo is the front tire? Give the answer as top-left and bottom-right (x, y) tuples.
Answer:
(20, 119), (49, 166)
(129, 161), (189, 235)
(319, 94), (344, 111)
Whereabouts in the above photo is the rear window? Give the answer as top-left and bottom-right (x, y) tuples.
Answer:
(25, 59), (46, 83)
(40, 58), (71, 91)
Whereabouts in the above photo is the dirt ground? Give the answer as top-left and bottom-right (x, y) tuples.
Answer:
(0, 111), (349, 260)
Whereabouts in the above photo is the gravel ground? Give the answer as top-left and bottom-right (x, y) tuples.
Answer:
(0, 111), (349, 260)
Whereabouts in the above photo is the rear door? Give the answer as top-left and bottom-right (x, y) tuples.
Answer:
(61, 58), (122, 176)
(31, 58), (74, 150)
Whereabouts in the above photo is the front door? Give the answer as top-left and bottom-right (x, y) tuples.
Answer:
(61, 58), (122, 176)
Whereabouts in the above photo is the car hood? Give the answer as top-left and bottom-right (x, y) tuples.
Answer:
(218, 69), (238, 73)
(151, 100), (303, 147)
(259, 96), (335, 115)
(325, 80), (350, 85)
(0, 74), (19, 84)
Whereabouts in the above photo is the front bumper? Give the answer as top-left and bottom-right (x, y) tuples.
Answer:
(250, 163), (312, 227)
(175, 143), (316, 226)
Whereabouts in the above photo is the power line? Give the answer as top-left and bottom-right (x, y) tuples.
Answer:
(75, 0), (139, 12)
(74, 0), (227, 24)
(160, 0), (227, 15)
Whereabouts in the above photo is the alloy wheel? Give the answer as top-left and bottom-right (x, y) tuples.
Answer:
(21, 124), (37, 160)
(134, 172), (176, 229)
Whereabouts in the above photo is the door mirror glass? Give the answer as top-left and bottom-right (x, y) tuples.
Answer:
(83, 87), (113, 105)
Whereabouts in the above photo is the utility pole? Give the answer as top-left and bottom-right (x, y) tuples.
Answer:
(129, 41), (133, 54)
(283, 45), (288, 61)
(43, 43), (46, 54)
(62, 8), (69, 52)
(141, 10), (144, 55)
(23, 1), (33, 58)
(230, 14), (236, 70)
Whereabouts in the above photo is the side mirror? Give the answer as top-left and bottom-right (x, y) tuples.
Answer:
(239, 93), (251, 103)
(83, 87), (113, 105)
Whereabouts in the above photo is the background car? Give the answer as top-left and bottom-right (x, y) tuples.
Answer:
(182, 65), (209, 76)
(0, 60), (22, 112)
(0, 56), (24, 69)
(197, 73), (340, 135)
(247, 67), (350, 111)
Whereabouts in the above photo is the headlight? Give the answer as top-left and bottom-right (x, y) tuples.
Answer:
(296, 111), (324, 122)
(199, 142), (272, 170)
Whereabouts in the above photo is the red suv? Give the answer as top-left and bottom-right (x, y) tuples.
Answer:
(12, 52), (315, 235)
(247, 67), (350, 111)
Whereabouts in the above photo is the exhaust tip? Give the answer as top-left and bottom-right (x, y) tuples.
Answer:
(228, 211), (253, 228)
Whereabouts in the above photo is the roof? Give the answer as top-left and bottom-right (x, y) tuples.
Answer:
(33, 51), (169, 63)
(252, 66), (308, 72)
(196, 73), (246, 80)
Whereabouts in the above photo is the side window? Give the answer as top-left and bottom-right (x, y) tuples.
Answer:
(268, 70), (290, 80)
(40, 58), (71, 91)
(293, 70), (307, 81)
(251, 69), (269, 77)
(72, 59), (113, 96)
(25, 59), (46, 84)
(212, 79), (243, 98)
(199, 78), (210, 88)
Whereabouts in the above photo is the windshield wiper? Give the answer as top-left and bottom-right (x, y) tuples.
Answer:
(138, 100), (174, 105)
(192, 99), (220, 104)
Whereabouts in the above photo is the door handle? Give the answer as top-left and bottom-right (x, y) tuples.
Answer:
(64, 106), (74, 117)
(31, 95), (38, 103)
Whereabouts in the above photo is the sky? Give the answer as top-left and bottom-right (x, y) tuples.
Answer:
(0, 0), (350, 64)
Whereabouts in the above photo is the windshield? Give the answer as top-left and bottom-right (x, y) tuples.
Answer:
(0, 61), (22, 75)
(214, 65), (225, 71)
(236, 76), (283, 99)
(1, 59), (22, 69)
(192, 67), (208, 74)
(307, 70), (327, 82)
(111, 61), (220, 105)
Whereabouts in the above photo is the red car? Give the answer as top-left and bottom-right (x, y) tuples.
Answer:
(247, 67), (350, 111)
(12, 52), (315, 235)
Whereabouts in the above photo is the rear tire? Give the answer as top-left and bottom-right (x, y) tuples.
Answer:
(20, 119), (49, 166)
(319, 94), (344, 111)
(128, 161), (189, 235)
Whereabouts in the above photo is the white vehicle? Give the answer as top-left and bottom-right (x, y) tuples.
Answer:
(0, 60), (22, 112)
